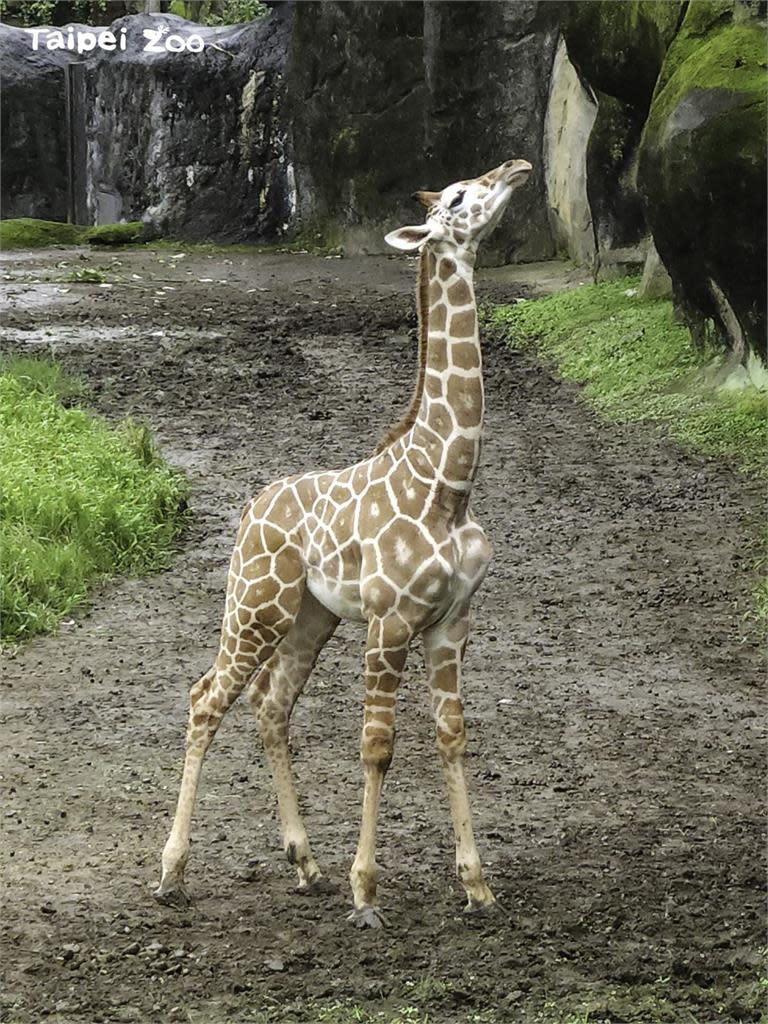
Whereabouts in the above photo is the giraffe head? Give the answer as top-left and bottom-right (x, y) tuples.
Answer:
(385, 159), (533, 257)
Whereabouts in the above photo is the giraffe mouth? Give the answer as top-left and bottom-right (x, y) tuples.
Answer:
(497, 159), (533, 185)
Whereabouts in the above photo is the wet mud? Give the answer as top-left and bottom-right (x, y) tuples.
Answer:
(0, 248), (764, 1023)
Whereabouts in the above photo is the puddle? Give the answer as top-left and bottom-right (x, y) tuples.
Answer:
(2, 283), (85, 311)
(2, 323), (229, 349)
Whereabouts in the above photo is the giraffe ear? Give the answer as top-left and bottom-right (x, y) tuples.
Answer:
(413, 190), (441, 210)
(384, 224), (432, 252)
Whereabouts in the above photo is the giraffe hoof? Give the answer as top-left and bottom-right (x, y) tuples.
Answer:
(463, 895), (498, 916)
(346, 906), (386, 930)
(297, 877), (339, 897)
(153, 883), (192, 909)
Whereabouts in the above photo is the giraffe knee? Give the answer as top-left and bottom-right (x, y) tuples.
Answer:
(436, 712), (467, 762)
(189, 668), (214, 707)
(361, 727), (395, 772)
(257, 693), (289, 743)
(186, 703), (220, 748)
(185, 676), (229, 748)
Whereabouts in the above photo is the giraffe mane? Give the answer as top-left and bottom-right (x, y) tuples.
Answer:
(375, 248), (430, 453)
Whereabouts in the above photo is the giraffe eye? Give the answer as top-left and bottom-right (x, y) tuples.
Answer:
(449, 191), (465, 210)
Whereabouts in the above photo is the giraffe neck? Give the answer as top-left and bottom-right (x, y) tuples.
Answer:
(405, 248), (483, 509)
(376, 249), (430, 453)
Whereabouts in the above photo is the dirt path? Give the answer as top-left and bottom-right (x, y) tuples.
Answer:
(1, 248), (764, 1024)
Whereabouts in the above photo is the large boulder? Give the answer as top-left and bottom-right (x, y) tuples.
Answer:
(638, 1), (767, 361)
(543, 38), (597, 265)
(561, 1), (685, 264)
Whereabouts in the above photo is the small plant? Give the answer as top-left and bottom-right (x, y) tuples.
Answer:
(64, 267), (107, 284)
(169, 0), (269, 24)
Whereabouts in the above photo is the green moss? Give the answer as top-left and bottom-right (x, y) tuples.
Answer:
(0, 218), (86, 249)
(0, 219), (154, 250)
(84, 222), (146, 246)
(648, 11), (767, 129)
(488, 278), (767, 475)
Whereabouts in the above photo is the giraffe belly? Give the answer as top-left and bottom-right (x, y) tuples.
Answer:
(306, 568), (366, 623)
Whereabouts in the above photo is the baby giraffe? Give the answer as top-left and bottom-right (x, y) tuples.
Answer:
(156, 158), (533, 927)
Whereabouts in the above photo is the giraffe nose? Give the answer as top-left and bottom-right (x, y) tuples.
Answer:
(498, 159), (533, 182)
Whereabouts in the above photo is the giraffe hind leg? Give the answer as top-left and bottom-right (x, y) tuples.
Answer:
(422, 608), (495, 913)
(248, 589), (339, 892)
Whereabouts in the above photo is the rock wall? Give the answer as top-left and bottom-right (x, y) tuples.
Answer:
(0, 12), (292, 241)
(287, 0), (559, 262)
(285, 1), (427, 253)
(82, 13), (291, 240)
(1, 1), (766, 358)
(0, 25), (73, 221)
(2, 2), (560, 260)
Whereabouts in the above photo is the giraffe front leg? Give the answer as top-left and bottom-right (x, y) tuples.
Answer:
(423, 610), (495, 913)
(347, 616), (410, 928)
(157, 574), (301, 905)
(156, 661), (247, 905)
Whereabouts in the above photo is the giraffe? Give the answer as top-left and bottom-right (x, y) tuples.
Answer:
(156, 157), (533, 928)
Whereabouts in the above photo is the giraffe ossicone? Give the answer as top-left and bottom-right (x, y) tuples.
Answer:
(156, 158), (533, 926)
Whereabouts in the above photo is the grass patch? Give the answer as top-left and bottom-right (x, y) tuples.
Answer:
(487, 277), (767, 475)
(487, 278), (768, 631)
(0, 218), (85, 249)
(0, 356), (188, 643)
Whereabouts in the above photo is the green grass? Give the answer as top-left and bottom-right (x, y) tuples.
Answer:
(487, 278), (767, 629)
(0, 356), (188, 643)
(487, 277), (767, 475)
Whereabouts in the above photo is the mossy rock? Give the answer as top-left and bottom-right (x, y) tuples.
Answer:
(84, 222), (147, 246)
(562, 0), (685, 115)
(0, 218), (86, 249)
(639, 1), (767, 360)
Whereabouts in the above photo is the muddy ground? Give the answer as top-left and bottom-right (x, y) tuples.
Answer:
(0, 247), (764, 1024)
